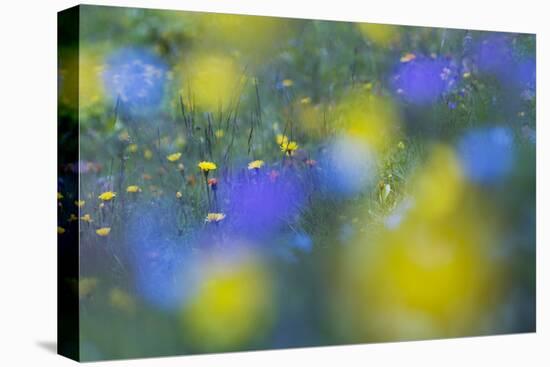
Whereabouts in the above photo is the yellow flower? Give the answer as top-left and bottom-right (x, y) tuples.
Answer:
(282, 79), (293, 87)
(96, 227), (111, 237)
(400, 53), (416, 63)
(167, 152), (182, 162)
(280, 141), (299, 155)
(300, 97), (311, 104)
(144, 149), (153, 160)
(57, 192), (64, 200)
(248, 160), (265, 170)
(198, 161), (217, 172)
(176, 191), (183, 199)
(68, 213), (78, 222)
(98, 191), (116, 201)
(276, 134), (288, 146)
(109, 288), (136, 313)
(74, 200), (85, 208)
(118, 130), (130, 142)
(397, 141), (406, 150)
(205, 213), (226, 223)
(126, 185), (141, 193)
(127, 144), (138, 153)
(57, 226), (66, 234)
(80, 214), (93, 223)
(215, 129), (225, 138)
(79, 277), (98, 299)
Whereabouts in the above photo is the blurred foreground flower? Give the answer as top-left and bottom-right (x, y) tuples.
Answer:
(332, 145), (503, 341)
(179, 251), (274, 351)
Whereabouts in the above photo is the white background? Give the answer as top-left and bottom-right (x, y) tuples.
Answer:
(0, 0), (547, 365)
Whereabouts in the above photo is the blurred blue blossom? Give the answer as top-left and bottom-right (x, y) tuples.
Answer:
(103, 48), (168, 112)
(475, 36), (536, 89)
(127, 205), (198, 311)
(458, 126), (515, 184)
(319, 135), (377, 197)
(291, 233), (313, 252)
(476, 36), (514, 76)
(391, 56), (459, 105)
(225, 170), (307, 240)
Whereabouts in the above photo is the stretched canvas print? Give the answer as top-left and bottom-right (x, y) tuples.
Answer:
(58, 4), (536, 361)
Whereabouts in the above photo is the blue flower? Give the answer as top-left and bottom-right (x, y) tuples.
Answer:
(474, 36), (536, 89)
(392, 56), (458, 105)
(458, 126), (515, 184)
(103, 48), (167, 112)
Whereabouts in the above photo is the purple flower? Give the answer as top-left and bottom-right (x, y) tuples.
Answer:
(391, 56), (459, 105)
(474, 35), (536, 88)
(224, 170), (307, 240)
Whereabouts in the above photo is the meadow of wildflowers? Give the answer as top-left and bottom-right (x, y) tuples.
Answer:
(57, 5), (536, 361)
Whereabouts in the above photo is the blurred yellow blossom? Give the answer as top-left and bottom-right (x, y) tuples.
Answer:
(109, 288), (136, 314)
(167, 152), (182, 162)
(282, 79), (294, 87)
(79, 277), (98, 299)
(127, 144), (138, 153)
(98, 191), (116, 201)
(205, 213), (226, 223)
(96, 227), (111, 237)
(276, 134), (289, 146)
(181, 54), (244, 112)
(248, 160), (265, 170)
(281, 141), (299, 155)
(118, 130), (130, 142)
(80, 214), (93, 223)
(357, 23), (400, 46)
(336, 92), (400, 152)
(57, 226), (66, 234)
(400, 53), (416, 63)
(75, 200), (85, 208)
(126, 185), (141, 193)
(180, 252), (274, 350)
